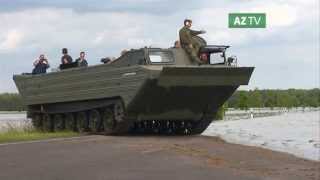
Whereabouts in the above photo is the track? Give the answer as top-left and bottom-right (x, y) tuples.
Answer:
(31, 100), (213, 135)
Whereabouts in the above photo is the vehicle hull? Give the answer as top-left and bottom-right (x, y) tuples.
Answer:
(13, 58), (254, 134)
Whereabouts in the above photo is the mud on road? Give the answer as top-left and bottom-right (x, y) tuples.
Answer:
(0, 135), (318, 180)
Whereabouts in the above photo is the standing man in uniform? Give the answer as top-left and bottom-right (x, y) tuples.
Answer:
(179, 19), (206, 64)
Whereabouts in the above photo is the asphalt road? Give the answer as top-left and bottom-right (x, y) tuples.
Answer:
(0, 135), (318, 180)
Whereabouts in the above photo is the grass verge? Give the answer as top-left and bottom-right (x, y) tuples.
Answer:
(0, 130), (79, 144)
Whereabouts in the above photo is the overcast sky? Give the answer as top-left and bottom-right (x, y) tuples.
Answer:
(0, 0), (319, 92)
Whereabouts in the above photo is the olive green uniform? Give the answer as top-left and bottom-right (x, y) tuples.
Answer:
(179, 26), (203, 64)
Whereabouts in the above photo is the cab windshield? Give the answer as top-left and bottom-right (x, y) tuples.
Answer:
(148, 50), (174, 64)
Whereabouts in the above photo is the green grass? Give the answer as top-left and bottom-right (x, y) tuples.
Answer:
(0, 129), (79, 144)
(0, 111), (26, 114)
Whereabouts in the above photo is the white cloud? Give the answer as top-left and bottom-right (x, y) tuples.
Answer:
(252, 4), (297, 27)
(0, 30), (24, 51)
(0, 1), (310, 53)
(0, 0), (318, 92)
(0, 8), (153, 52)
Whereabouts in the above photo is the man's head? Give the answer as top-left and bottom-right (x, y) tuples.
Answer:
(200, 53), (208, 63)
(62, 48), (68, 55)
(184, 19), (192, 28)
(121, 49), (127, 56)
(39, 54), (45, 60)
(80, 51), (85, 58)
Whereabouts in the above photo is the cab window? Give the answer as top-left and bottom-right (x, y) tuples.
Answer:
(210, 52), (225, 64)
(148, 50), (174, 64)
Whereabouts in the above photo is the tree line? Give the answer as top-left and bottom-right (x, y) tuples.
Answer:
(227, 88), (320, 110)
(0, 93), (26, 111)
(0, 88), (319, 111)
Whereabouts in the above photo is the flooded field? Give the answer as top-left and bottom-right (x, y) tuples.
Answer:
(224, 107), (319, 120)
(1, 110), (319, 161)
(0, 112), (31, 132)
(204, 110), (320, 161)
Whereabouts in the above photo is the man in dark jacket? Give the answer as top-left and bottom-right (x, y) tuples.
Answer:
(32, 54), (50, 74)
(179, 19), (206, 64)
(61, 48), (73, 64)
(75, 51), (88, 67)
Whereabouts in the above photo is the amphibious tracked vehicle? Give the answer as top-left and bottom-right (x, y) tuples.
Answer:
(13, 38), (254, 135)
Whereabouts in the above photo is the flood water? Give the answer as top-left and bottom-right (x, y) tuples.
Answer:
(0, 112), (31, 132)
(204, 110), (320, 161)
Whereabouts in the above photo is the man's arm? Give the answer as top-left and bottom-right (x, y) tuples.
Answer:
(61, 56), (65, 64)
(190, 29), (206, 36)
(43, 59), (50, 68)
(68, 56), (73, 63)
(190, 29), (202, 36)
(33, 60), (40, 66)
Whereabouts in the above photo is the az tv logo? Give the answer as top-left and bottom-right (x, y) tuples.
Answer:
(229, 13), (266, 28)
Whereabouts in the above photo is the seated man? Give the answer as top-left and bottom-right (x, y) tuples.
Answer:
(60, 48), (78, 70)
(75, 51), (88, 67)
(32, 54), (50, 74)
(179, 19), (206, 64)
(61, 48), (73, 64)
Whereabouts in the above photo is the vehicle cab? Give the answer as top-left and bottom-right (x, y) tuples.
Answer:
(111, 45), (237, 67)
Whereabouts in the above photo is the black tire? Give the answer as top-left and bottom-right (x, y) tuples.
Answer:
(89, 110), (101, 133)
(112, 102), (132, 135)
(76, 112), (87, 133)
(53, 114), (65, 131)
(102, 102), (131, 135)
(102, 109), (115, 134)
(172, 121), (186, 135)
(31, 114), (42, 130)
(65, 113), (76, 131)
(42, 114), (53, 132)
(114, 102), (125, 122)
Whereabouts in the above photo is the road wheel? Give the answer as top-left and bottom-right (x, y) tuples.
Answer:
(42, 114), (53, 132)
(114, 102), (125, 122)
(76, 112), (87, 133)
(53, 114), (65, 131)
(102, 101), (131, 135)
(65, 113), (76, 131)
(31, 114), (42, 130)
(175, 121), (187, 135)
(113, 102), (132, 134)
(89, 110), (101, 133)
(102, 109), (116, 134)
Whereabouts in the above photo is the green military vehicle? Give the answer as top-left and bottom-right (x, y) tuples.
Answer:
(13, 38), (254, 135)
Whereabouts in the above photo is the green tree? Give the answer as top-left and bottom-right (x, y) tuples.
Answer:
(227, 88), (320, 109)
(237, 91), (249, 110)
(247, 88), (263, 107)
